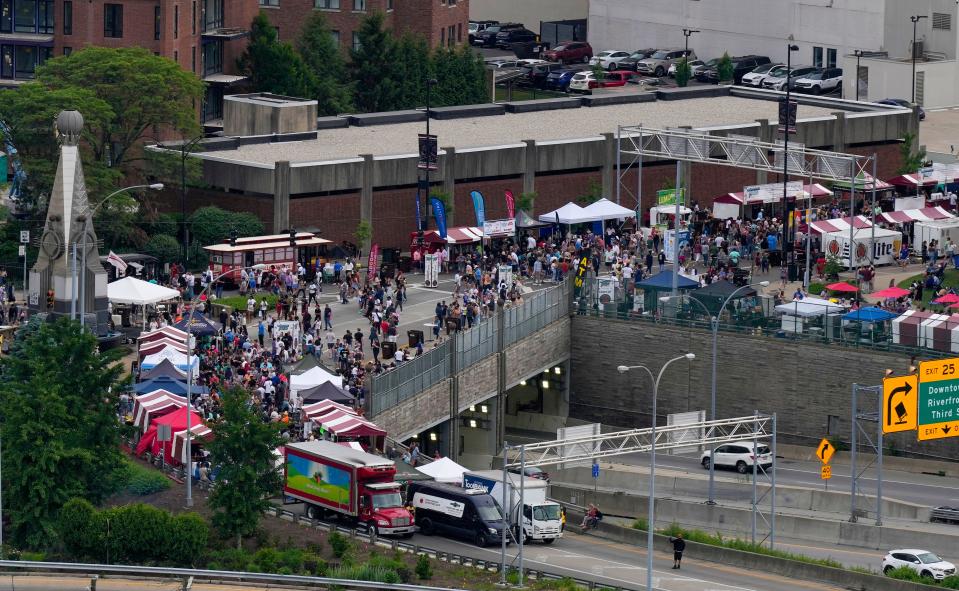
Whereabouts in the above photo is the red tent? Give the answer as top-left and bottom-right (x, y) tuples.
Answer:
(135, 406), (204, 465)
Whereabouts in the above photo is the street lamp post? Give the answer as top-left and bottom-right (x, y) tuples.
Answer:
(158, 135), (205, 263)
(782, 42), (799, 282)
(682, 29), (699, 85)
(659, 280), (769, 506)
(853, 50), (864, 101)
(78, 183), (164, 327)
(911, 15), (927, 104)
(181, 264), (265, 507)
(617, 353), (696, 591)
(417, 79), (439, 243)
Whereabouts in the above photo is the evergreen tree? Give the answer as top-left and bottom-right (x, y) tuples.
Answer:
(430, 47), (459, 107)
(296, 11), (353, 115)
(350, 12), (399, 112)
(459, 45), (490, 105)
(392, 34), (429, 110)
(0, 318), (128, 548)
(207, 387), (284, 548)
(239, 13), (317, 99)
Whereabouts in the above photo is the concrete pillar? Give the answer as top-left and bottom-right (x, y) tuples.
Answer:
(602, 132), (616, 200)
(448, 332), (460, 460)
(831, 112), (847, 154)
(359, 154), (373, 256)
(272, 160), (291, 233)
(523, 139), (537, 198)
(755, 119), (773, 184)
(442, 146), (456, 227)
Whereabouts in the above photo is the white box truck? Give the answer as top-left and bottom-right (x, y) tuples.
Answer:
(463, 470), (563, 544)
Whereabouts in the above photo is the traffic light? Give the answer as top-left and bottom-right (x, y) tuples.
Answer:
(289, 227), (297, 247)
(46, 289), (54, 310)
(229, 230), (238, 247)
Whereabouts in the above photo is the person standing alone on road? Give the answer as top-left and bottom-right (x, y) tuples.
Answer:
(669, 533), (686, 569)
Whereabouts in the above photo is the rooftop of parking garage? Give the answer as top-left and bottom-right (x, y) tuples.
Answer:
(199, 93), (876, 166)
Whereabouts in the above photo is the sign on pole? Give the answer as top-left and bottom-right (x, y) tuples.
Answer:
(18, 245), (25, 257)
(19, 230), (29, 244)
(591, 463), (600, 479)
(821, 465), (832, 480)
(815, 437), (835, 464)
(918, 358), (959, 441)
(882, 374), (918, 434)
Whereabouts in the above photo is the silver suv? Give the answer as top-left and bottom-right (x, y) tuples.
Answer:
(636, 48), (696, 77)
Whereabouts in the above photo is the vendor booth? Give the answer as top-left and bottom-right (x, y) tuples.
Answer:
(135, 407), (205, 465)
(139, 358), (187, 381)
(538, 202), (588, 225)
(912, 218), (959, 251)
(132, 389), (187, 430)
(107, 276), (180, 327)
(689, 281), (759, 318)
(842, 307), (899, 344)
(712, 183), (833, 220)
(580, 198), (637, 221)
(302, 399), (356, 422)
(141, 346), (199, 376)
(892, 309), (935, 348)
(138, 337), (188, 358)
(139, 326), (189, 345)
(775, 297), (846, 336)
(134, 375), (208, 397)
(173, 315), (220, 337)
(172, 423), (213, 465)
(290, 365), (343, 396)
(415, 456), (468, 484)
(635, 271), (699, 314)
(819, 226), (903, 267)
(298, 381), (355, 405)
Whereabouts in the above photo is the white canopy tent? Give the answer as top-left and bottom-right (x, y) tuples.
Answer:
(775, 297), (847, 317)
(579, 198), (637, 221)
(415, 456), (468, 484)
(290, 365), (343, 395)
(141, 346), (199, 376)
(107, 276), (180, 304)
(538, 202), (588, 224)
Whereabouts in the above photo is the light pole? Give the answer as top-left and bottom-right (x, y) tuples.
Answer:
(853, 50), (864, 101)
(417, 79), (439, 244)
(159, 135), (205, 263)
(782, 42), (799, 282)
(659, 280), (769, 506)
(78, 183), (164, 327)
(181, 263), (265, 507)
(617, 353), (696, 591)
(910, 15), (927, 104)
(682, 29), (699, 85)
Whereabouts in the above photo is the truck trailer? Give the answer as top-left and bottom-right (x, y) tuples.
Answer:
(283, 440), (415, 537)
(463, 470), (563, 543)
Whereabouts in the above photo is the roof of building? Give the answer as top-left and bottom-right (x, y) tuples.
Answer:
(200, 95), (841, 166)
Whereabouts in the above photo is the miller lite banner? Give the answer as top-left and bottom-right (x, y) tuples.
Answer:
(822, 228), (902, 268)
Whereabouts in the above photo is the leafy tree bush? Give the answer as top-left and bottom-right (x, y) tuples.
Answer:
(675, 59), (692, 87)
(717, 52), (734, 82)
(295, 11), (352, 114)
(897, 131), (928, 175)
(189, 206), (265, 250)
(416, 553), (433, 580)
(517, 191), (536, 213)
(328, 531), (354, 560)
(239, 13), (317, 99)
(117, 459), (171, 496)
(144, 234), (181, 264)
(350, 12), (398, 112)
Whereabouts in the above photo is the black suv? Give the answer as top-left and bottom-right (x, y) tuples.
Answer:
(496, 28), (537, 49)
(618, 49), (657, 72)
(702, 55), (771, 84)
(468, 20), (498, 45)
(473, 23), (522, 47)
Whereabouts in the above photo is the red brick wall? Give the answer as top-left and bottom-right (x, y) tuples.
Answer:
(150, 186), (275, 238)
(395, 0), (469, 48)
(534, 171), (603, 214)
(453, 178), (522, 226)
(290, 194), (362, 245)
(371, 187), (420, 248)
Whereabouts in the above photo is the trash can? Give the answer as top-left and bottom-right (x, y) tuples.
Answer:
(408, 329), (424, 348)
(399, 256), (412, 273)
(382, 341), (397, 360)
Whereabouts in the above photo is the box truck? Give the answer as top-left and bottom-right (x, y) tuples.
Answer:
(283, 440), (415, 537)
(463, 470), (563, 544)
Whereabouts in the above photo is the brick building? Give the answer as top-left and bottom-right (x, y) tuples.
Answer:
(0, 0), (259, 120)
(260, 0), (469, 52)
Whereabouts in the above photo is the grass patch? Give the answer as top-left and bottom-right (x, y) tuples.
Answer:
(214, 293), (278, 312)
(896, 268), (959, 308)
(631, 518), (648, 531)
(117, 458), (171, 496)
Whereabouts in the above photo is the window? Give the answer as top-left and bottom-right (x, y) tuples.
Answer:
(826, 48), (836, 68)
(11, 44), (49, 79)
(202, 39), (222, 76)
(203, 0), (223, 31)
(173, 49), (178, 63)
(63, 46), (70, 55)
(353, 0), (364, 10)
(0, 1), (10, 33)
(315, 0), (339, 8)
(191, 0), (195, 35)
(933, 12), (951, 30)
(386, 0), (392, 9)
(440, 27), (444, 46)
(62, 0), (71, 34)
(330, 29), (339, 46)
(154, 6), (160, 39)
(191, 45), (195, 71)
(352, 31), (360, 50)
(457, 22), (461, 42)
(104, 3), (123, 38)
(259, 0), (279, 5)
(812, 46), (823, 68)
(10, 0), (51, 34)
(173, 4), (178, 38)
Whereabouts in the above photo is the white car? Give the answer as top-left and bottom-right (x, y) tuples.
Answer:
(515, 58), (549, 67)
(568, 71), (597, 93)
(589, 50), (631, 71)
(701, 442), (772, 473)
(667, 59), (705, 77)
(761, 65), (817, 91)
(882, 550), (956, 580)
(794, 67), (843, 95)
(741, 63), (784, 87)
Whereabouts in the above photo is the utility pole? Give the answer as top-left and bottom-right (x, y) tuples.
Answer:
(782, 42), (799, 282)
(911, 15), (927, 104)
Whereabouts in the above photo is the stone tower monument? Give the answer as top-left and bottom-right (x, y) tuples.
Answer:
(28, 110), (109, 334)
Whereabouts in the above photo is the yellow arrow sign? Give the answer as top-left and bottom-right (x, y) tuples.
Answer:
(816, 438), (835, 464)
(883, 374), (918, 434)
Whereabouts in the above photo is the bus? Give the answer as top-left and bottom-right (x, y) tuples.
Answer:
(203, 232), (332, 284)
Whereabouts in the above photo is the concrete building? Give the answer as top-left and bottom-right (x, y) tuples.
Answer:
(588, 0), (959, 107)
(0, 0), (258, 120)
(261, 0), (469, 51)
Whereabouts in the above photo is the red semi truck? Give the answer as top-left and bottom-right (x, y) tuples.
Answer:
(283, 440), (415, 537)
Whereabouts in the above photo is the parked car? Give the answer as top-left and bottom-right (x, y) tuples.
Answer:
(568, 70), (635, 94)
(589, 50), (632, 71)
(515, 58), (548, 67)
(668, 59), (705, 78)
(473, 23), (522, 47)
(882, 550), (956, 580)
(636, 48), (696, 77)
(618, 49), (657, 71)
(545, 67), (587, 92)
(544, 41), (593, 64)
(876, 98), (926, 120)
(701, 55), (771, 84)
(468, 20), (498, 44)
(508, 465), (551, 483)
(693, 58), (722, 82)
(761, 65), (817, 91)
(486, 58), (521, 69)
(524, 62), (566, 88)
(701, 442), (772, 473)
(569, 71), (599, 93)
(496, 28), (537, 49)
(794, 67), (843, 94)
(741, 63), (784, 87)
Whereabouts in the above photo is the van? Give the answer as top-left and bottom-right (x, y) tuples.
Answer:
(407, 481), (509, 547)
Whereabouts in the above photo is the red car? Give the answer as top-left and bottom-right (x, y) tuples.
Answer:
(598, 70), (636, 88)
(544, 41), (593, 64)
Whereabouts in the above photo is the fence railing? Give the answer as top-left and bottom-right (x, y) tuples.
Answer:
(505, 280), (569, 346)
(369, 341), (451, 416)
(455, 317), (497, 369)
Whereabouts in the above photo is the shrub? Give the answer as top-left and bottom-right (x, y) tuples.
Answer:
(885, 566), (923, 582)
(808, 282), (825, 295)
(717, 52), (733, 82)
(58, 498), (101, 560)
(675, 59), (692, 88)
(631, 518), (648, 531)
(941, 575), (959, 589)
(415, 553), (433, 580)
(329, 564), (400, 584)
(328, 531), (353, 560)
(168, 513), (209, 566)
(115, 459), (172, 496)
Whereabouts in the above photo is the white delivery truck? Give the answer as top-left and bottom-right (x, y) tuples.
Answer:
(462, 470), (563, 544)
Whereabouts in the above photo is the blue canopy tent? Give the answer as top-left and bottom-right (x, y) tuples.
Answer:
(173, 315), (220, 337)
(843, 307), (898, 322)
(634, 271), (699, 313)
(843, 306), (899, 343)
(134, 376), (209, 396)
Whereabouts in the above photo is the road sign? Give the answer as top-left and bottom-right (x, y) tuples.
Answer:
(821, 465), (832, 480)
(883, 374), (918, 434)
(19, 230), (28, 244)
(918, 358), (959, 441)
(591, 462), (600, 479)
(816, 438), (835, 464)
(18, 245), (25, 257)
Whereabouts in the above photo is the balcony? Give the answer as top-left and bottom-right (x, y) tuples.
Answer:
(201, 26), (249, 40)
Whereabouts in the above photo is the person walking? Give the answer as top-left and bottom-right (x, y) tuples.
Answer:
(669, 533), (686, 569)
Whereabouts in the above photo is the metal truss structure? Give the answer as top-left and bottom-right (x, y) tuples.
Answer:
(850, 383), (884, 526)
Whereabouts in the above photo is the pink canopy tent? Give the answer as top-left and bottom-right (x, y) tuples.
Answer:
(878, 207), (954, 224)
(138, 337), (189, 359)
(871, 286), (910, 299)
(132, 389), (187, 430)
(302, 399), (356, 422)
(315, 408), (386, 438)
(135, 406), (204, 465)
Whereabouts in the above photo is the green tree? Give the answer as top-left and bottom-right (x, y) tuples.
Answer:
(354, 219), (372, 254)
(296, 11), (352, 114)
(392, 34), (429, 109)
(717, 52), (734, 83)
(240, 13), (318, 99)
(207, 387), (284, 548)
(144, 233), (181, 262)
(576, 179), (604, 204)
(517, 191), (536, 213)
(897, 131), (928, 174)
(351, 12), (399, 112)
(188, 206), (265, 249)
(37, 46), (204, 171)
(0, 318), (128, 548)
(675, 59), (692, 88)
(0, 83), (119, 217)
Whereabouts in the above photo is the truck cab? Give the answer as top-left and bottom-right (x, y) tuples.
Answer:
(359, 482), (415, 537)
(463, 470), (563, 544)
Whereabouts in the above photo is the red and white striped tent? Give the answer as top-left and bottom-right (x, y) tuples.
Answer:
(132, 389), (187, 430)
(315, 408), (386, 438)
(172, 423), (213, 465)
(138, 337), (189, 358)
(877, 207), (954, 224)
(138, 326), (189, 345)
(808, 216), (874, 235)
(302, 399), (356, 422)
(421, 226), (485, 244)
(715, 183), (834, 207)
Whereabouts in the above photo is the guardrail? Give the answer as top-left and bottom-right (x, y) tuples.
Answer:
(931, 506), (959, 524)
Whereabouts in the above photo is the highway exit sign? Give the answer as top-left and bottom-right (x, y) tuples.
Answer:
(918, 358), (959, 441)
